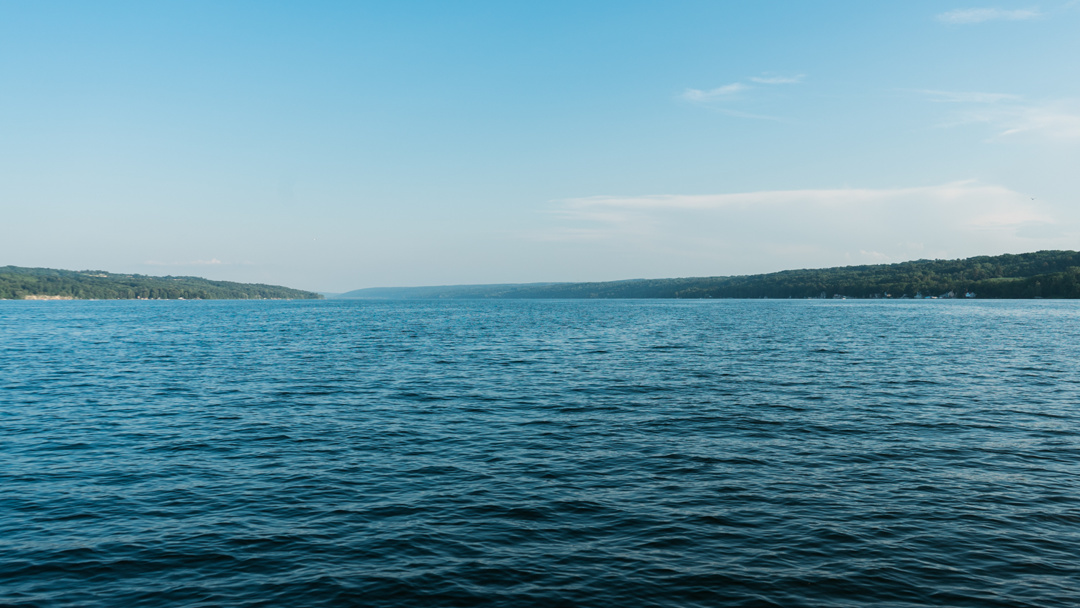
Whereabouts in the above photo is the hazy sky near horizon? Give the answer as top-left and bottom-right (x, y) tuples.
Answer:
(2, 1), (1079, 291)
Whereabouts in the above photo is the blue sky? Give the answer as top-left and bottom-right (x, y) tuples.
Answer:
(2, 1), (1078, 291)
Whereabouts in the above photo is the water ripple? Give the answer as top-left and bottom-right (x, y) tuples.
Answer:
(2, 299), (1080, 606)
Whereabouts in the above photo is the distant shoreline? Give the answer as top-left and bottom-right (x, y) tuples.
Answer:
(332, 251), (1080, 301)
(8, 251), (1080, 301)
(4, 297), (310, 301)
(1, 266), (322, 301)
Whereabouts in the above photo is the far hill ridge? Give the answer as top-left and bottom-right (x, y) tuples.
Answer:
(334, 251), (1080, 300)
(0, 267), (322, 300)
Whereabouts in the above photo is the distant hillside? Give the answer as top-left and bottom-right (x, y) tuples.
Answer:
(335, 251), (1080, 300)
(0, 266), (322, 300)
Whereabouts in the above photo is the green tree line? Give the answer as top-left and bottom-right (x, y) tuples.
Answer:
(336, 250), (1080, 300)
(0, 266), (322, 300)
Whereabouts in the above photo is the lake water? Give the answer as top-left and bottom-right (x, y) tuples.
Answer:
(2, 299), (1079, 607)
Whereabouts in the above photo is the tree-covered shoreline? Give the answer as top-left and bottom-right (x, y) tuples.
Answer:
(0, 266), (322, 300)
(336, 251), (1080, 300)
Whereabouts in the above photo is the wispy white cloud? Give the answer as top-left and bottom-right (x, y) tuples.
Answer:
(555, 182), (1033, 215)
(681, 83), (748, 102)
(992, 104), (1080, 138)
(749, 74), (805, 85)
(936, 7), (1043, 23)
(682, 73), (804, 120)
(921, 90), (1080, 140)
(534, 182), (1074, 272)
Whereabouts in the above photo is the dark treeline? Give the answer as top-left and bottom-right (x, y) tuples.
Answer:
(0, 266), (322, 300)
(337, 251), (1080, 299)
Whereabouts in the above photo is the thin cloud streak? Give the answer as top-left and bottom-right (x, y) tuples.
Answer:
(936, 8), (1043, 23)
(994, 104), (1080, 138)
(557, 182), (1031, 214)
(535, 182), (1074, 273)
(682, 73), (804, 120)
(921, 90), (1080, 140)
(681, 83), (748, 101)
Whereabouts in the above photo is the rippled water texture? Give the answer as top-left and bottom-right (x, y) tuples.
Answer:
(3, 300), (1079, 607)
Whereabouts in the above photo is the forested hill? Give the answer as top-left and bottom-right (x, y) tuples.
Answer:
(0, 267), (322, 300)
(337, 251), (1080, 300)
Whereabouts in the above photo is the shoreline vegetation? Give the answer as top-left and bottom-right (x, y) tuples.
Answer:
(7, 251), (1080, 301)
(335, 250), (1080, 300)
(0, 266), (322, 300)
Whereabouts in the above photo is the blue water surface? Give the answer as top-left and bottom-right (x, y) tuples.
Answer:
(2, 299), (1079, 607)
